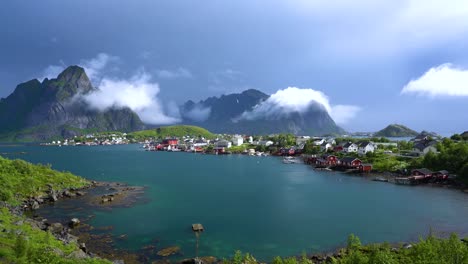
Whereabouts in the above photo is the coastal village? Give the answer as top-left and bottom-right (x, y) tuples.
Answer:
(41, 128), (465, 189)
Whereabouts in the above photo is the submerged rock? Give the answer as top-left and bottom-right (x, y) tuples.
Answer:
(63, 190), (76, 197)
(69, 218), (80, 228)
(157, 246), (180, 257)
(31, 201), (40, 210)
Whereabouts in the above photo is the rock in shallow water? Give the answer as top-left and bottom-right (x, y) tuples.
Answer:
(69, 218), (80, 228)
(157, 246), (181, 257)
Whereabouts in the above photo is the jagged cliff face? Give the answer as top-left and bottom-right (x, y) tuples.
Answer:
(0, 66), (145, 141)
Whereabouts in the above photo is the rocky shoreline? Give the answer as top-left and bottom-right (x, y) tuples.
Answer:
(7, 180), (149, 263)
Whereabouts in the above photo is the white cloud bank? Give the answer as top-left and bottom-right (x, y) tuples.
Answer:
(41, 53), (181, 125)
(82, 72), (180, 125)
(401, 63), (468, 97)
(237, 87), (360, 125)
(80, 53), (120, 82)
(182, 105), (212, 122)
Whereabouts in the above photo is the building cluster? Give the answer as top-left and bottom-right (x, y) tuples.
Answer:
(43, 133), (129, 146)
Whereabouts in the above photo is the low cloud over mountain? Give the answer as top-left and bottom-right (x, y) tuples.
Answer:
(236, 87), (360, 125)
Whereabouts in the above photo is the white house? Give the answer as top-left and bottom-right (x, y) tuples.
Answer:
(214, 140), (232, 152)
(320, 142), (332, 152)
(258, 140), (274, 147)
(193, 139), (208, 147)
(232, 135), (244, 146)
(313, 138), (325, 146)
(358, 141), (375, 155)
(215, 140), (232, 149)
(413, 141), (437, 156)
(342, 142), (358, 153)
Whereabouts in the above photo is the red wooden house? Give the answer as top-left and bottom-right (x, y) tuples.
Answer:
(432, 170), (449, 180)
(411, 168), (433, 178)
(322, 155), (338, 165)
(339, 157), (362, 168)
(359, 164), (372, 172)
(315, 158), (329, 167)
(162, 138), (178, 147)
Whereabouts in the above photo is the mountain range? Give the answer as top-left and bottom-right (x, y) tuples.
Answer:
(179, 89), (344, 135)
(0, 66), (344, 141)
(0, 66), (144, 141)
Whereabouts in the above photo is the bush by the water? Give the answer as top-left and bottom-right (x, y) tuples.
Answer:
(0, 156), (89, 204)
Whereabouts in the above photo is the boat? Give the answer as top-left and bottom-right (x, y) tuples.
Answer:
(282, 156), (302, 164)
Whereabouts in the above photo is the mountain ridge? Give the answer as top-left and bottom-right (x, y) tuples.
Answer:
(0, 66), (145, 141)
(180, 89), (344, 136)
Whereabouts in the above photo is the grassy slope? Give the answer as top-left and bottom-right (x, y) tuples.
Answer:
(129, 125), (215, 140)
(0, 156), (110, 264)
(0, 156), (89, 205)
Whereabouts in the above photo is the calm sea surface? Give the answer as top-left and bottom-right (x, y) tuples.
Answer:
(2, 144), (468, 260)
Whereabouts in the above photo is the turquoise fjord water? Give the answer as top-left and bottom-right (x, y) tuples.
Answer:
(2, 144), (468, 260)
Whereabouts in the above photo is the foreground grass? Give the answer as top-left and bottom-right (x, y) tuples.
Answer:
(224, 234), (468, 264)
(0, 156), (109, 263)
(0, 156), (89, 205)
(0, 208), (111, 264)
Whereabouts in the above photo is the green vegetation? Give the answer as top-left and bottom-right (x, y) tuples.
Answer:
(374, 124), (418, 137)
(267, 134), (296, 148)
(223, 234), (468, 264)
(228, 144), (254, 153)
(128, 125), (215, 140)
(364, 153), (410, 172)
(0, 156), (89, 204)
(412, 138), (468, 182)
(0, 157), (89, 204)
(0, 207), (110, 264)
(451, 132), (468, 141)
(0, 156), (110, 263)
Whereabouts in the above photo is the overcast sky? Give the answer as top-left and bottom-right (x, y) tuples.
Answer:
(1, 0), (467, 134)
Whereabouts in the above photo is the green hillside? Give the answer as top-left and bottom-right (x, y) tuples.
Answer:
(0, 156), (89, 205)
(0, 156), (110, 263)
(128, 125), (215, 140)
(374, 124), (418, 137)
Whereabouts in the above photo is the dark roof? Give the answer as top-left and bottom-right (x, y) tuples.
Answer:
(435, 170), (449, 175)
(342, 142), (354, 148)
(341, 157), (360, 163)
(322, 154), (336, 159)
(414, 141), (437, 151)
(316, 158), (327, 163)
(412, 168), (433, 175)
(357, 141), (371, 148)
(321, 142), (330, 146)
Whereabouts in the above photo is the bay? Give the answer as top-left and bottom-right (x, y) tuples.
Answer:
(2, 144), (468, 261)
